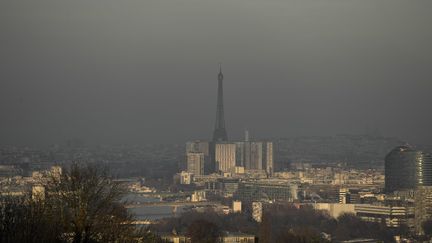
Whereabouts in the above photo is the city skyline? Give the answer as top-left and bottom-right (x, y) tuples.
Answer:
(3, 1), (432, 242)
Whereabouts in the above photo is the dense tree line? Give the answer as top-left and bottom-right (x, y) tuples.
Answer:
(260, 204), (394, 242)
(154, 208), (257, 236)
(155, 203), (399, 243)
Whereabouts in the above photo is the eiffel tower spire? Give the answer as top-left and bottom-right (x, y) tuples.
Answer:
(212, 63), (228, 142)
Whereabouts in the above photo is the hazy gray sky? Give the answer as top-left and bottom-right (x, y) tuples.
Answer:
(1, 0), (432, 146)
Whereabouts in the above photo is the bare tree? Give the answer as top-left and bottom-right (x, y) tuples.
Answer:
(1, 163), (142, 243)
(44, 163), (136, 243)
(0, 191), (63, 242)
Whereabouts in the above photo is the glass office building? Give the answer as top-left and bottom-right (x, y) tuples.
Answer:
(385, 145), (432, 193)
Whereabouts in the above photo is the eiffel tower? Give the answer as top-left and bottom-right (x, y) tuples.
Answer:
(212, 63), (228, 142)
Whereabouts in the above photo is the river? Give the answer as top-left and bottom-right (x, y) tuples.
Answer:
(124, 193), (184, 220)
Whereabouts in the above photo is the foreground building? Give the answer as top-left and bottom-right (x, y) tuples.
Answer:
(385, 145), (432, 193)
(355, 204), (414, 229)
(314, 202), (415, 229)
(414, 186), (432, 235)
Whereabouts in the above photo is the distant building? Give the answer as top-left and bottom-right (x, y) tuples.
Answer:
(221, 232), (255, 243)
(232, 200), (242, 213)
(249, 142), (263, 170)
(218, 178), (240, 197)
(235, 141), (256, 170)
(159, 233), (189, 243)
(252, 202), (263, 222)
(202, 177), (238, 196)
(339, 188), (349, 204)
(186, 141), (210, 174)
(232, 166), (245, 174)
(235, 180), (297, 203)
(355, 204), (414, 228)
(314, 203), (355, 218)
(0, 165), (20, 177)
(178, 171), (193, 185)
(191, 191), (206, 202)
(385, 145), (432, 193)
(314, 200), (415, 229)
(262, 142), (274, 175)
(235, 140), (273, 175)
(339, 188), (360, 204)
(215, 143), (237, 173)
(414, 186), (432, 235)
(187, 152), (204, 176)
(186, 141), (209, 156)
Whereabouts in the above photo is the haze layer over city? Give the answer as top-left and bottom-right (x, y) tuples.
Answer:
(2, 1), (432, 243)
(1, 0), (432, 146)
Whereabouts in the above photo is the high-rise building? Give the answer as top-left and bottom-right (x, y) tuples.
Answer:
(385, 145), (432, 193)
(187, 152), (205, 176)
(235, 141), (246, 167)
(186, 141), (209, 156)
(212, 64), (228, 142)
(215, 143), (236, 172)
(238, 141), (263, 170)
(236, 139), (273, 175)
(250, 142), (263, 170)
(186, 141), (210, 174)
(262, 142), (274, 175)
